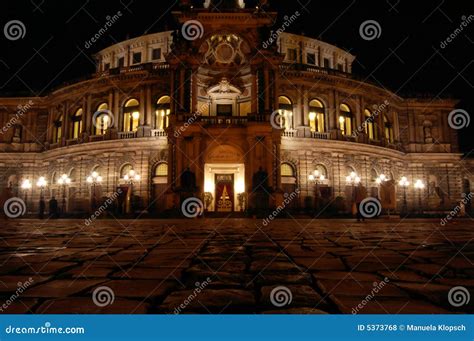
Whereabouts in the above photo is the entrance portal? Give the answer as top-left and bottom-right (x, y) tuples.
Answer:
(215, 174), (234, 212)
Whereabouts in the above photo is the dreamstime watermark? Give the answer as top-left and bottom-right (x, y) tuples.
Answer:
(270, 110), (285, 130)
(84, 11), (123, 49)
(0, 277), (34, 312)
(351, 277), (390, 314)
(440, 15), (474, 49)
(448, 286), (470, 307)
(448, 109), (470, 130)
(92, 109), (115, 131)
(181, 197), (204, 218)
(270, 286), (293, 307)
(174, 103), (209, 138)
(92, 286), (115, 307)
(174, 277), (212, 314)
(359, 197), (382, 218)
(359, 20), (382, 41)
(181, 20), (204, 41)
(1, 100), (34, 135)
(5, 322), (85, 335)
(352, 100), (390, 137)
(3, 20), (26, 41)
(84, 189), (122, 226)
(440, 192), (473, 226)
(262, 11), (301, 49)
(3, 197), (27, 218)
(262, 188), (300, 226)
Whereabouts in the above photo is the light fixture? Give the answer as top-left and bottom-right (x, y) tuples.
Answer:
(58, 174), (71, 185)
(399, 176), (409, 187)
(21, 179), (32, 190)
(36, 176), (47, 188)
(414, 179), (425, 189)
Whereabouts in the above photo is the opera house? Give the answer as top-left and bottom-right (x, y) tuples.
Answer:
(0, 0), (471, 217)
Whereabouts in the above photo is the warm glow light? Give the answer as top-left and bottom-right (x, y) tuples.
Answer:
(132, 111), (139, 120)
(319, 175), (325, 181)
(21, 179), (32, 190)
(36, 177), (47, 188)
(204, 179), (215, 193)
(414, 179), (425, 189)
(399, 176), (409, 187)
(308, 174), (315, 181)
(92, 171), (98, 178)
(86, 176), (93, 183)
(309, 112), (316, 120)
(235, 180), (245, 194)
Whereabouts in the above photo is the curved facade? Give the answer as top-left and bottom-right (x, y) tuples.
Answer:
(0, 1), (471, 215)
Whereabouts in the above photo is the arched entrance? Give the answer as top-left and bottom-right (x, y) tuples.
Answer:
(204, 144), (245, 212)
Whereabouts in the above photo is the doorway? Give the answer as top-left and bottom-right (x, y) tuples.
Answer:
(215, 174), (234, 212)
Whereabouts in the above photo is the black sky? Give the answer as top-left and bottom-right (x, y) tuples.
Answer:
(1, 0), (473, 151)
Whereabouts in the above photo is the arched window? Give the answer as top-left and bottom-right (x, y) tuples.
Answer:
(384, 114), (394, 143)
(71, 109), (83, 139)
(281, 163), (295, 177)
(53, 114), (63, 143)
(314, 164), (328, 178)
(69, 168), (78, 183)
(339, 104), (353, 136)
(94, 103), (110, 135)
(364, 109), (377, 140)
(278, 96), (293, 130)
(371, 168), (378, 182)
(155, 96), (171, 130)
(51, 172), (58, 185)
(154, 163), (168, 177)
(120, 164), (133, 178)
(309, 99), (325, 133)
(123, 99), (140, 132)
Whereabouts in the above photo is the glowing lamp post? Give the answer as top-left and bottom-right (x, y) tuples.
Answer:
(57, 174), (71, 214)
(86, 171), (103, 210)
(124, 169), (140, 213)
(20, 179), (32, 212)
(399, 176), (409, 214)
(36, 176), (47, 218)
(309, 170), (325, 210)
(414, 179), (425, 214)
(346, 171), (361, 208)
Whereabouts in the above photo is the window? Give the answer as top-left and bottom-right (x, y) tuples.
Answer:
(339, 103), (353, 136)
(104, 63), (110, 71)
(118, 57), (125, 68)
(94, 103), (110, 135)
(281, 163), (295, 177)
(152, 48), (161, 60)
(364, 109), (377, 140)
(154, 163), (168, 177)
(323, 58), (330, 68)
(307, 53), (316, 65)
(71, 109), (83, 139)
(287, 49), (297, 62)
(53, 115), (63, 143)
(123, 99), (140, 132)
(120, 164), (133, 178)
(337, 63), (344, 72)
(314, 164), (328, 178)
(384, 114), (394, 143)
(309, 99), (325, 133)
(155, 96), (170, 130)
(132, 52), (142, 64)
(217, 104), (232, 116)
(278, 96), (293, 130)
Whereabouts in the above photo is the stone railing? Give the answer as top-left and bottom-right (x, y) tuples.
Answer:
(151, 129), (167, 137)
(118, 131), (137, 139)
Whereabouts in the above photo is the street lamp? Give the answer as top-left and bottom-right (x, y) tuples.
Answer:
(309, 170), (325, 211)
(375, 173), (388, 185)
(20, 179), (32, 213)
(123, 169), (140, 213)
(36, 176), (47, 219)
(399, 176), (409, 215)
(346, 171), (361, 212)
(86, 171), (103, 210)
(57, 174), (71, 215)
(414, 179), (425, 214)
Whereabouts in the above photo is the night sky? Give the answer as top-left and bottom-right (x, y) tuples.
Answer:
(1, 0), (473, 151)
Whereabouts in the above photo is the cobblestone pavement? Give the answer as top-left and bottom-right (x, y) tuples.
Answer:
(0, 218), (473, 314)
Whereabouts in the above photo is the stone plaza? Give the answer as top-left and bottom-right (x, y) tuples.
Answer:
(0, 218), (473, 314)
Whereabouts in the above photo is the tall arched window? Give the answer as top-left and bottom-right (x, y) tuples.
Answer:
(123, 99), (140, 132)
(71, 109), (83, 139)
(314, 164), (328, 179)
(384, 114), (394, 143)
(364, 109), (377, 140)
(309, 99), (325, 133)
(53, 114), (63, 143)
(339, 104), (353, 136)
(155, 96), (171, 130)
(154, 163), (168, 177)
(278, 96), (293, 130)
(94, 103), (110, 135)
(281, 163), (295, 177)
